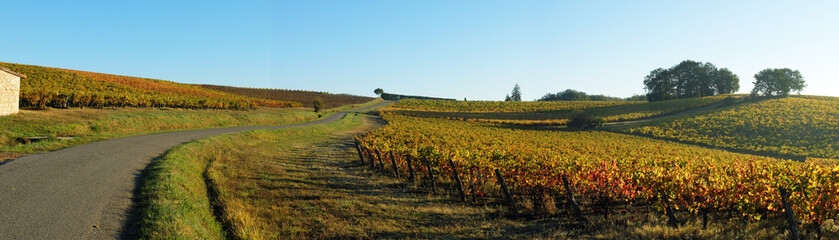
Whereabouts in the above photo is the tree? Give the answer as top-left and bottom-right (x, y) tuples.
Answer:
(510, 84), (522, 101)
(374, 88), (384, 96)
(751, 68), (806, 97)
(644, 60), (740, 102)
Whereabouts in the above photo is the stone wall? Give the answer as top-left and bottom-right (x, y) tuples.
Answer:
(0, 71), (20, 116)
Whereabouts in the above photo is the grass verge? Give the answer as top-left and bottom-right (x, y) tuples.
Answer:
(0, 99), (383, 163)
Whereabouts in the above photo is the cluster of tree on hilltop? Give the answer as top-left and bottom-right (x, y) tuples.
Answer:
(644, 60), (806, 102)
(643, 60), (740, 102)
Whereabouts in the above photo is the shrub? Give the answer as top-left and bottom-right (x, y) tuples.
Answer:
(313, 98), (324, 113)
(567, 110), (604, 130)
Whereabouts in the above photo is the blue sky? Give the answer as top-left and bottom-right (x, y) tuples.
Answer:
(3, 1), (838, 100)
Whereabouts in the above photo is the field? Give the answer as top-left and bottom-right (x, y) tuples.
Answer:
(1, 62), (299, 109)
(136, 109), (839, 239)
(385, 95), (736, 126)
(357, 113), (838, 237)
(612, 96), (839, 160)
(199, 84), (374, 109)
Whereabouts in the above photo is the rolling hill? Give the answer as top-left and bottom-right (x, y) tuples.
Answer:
(0, 62), (299, 110)
(613, 95), (839, 160)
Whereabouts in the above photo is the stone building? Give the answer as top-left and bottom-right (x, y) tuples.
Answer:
(0, 66), (25, 116)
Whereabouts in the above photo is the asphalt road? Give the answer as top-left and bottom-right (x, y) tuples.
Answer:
(0, 101), (390, 240)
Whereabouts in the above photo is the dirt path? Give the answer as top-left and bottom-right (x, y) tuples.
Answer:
(0, 101), (390, 240)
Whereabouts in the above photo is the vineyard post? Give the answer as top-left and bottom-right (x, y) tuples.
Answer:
(422, 156), (437, 192)
(494, 169), (514, 209)
(389, 151), (400, 178)
(406, 155), (416, 183)
(375, 149), (384, 171)
(779, 187), (800, 240)
(561, 175), (587, 224)
(447, 159), (466, 202)
(354, 140), (365, 164)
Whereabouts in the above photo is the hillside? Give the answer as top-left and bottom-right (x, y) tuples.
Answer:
(0, 62), (300, 110)
(612, 95), (839, 160)
(198, 84), (374, 109)
(384, 95), (734, 126)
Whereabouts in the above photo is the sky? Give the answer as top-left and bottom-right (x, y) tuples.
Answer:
(2, 1), (838, 100)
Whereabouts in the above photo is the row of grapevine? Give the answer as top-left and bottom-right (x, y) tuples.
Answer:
(18, 89), (293, 110)
(199, 84), (374, 109)
(358, 114), (838, 225)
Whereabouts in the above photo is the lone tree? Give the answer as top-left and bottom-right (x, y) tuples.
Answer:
(644, 60), (740, 102)
(507, 84), (522, 101)
(374, 88), (384, 96)
(751, 68), (806, 97)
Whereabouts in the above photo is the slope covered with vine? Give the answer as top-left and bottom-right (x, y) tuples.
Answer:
(198, 84), (373, 109)
(1, 62), (300, 109)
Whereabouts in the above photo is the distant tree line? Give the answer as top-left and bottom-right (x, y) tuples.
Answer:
(537, 89), (646, 102)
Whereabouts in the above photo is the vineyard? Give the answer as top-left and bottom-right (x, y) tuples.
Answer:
(614, 96), (839, 160)
(385, 95), (735, 126)
(198, 84), (374, 109)
(0, 62), (300, 110)
(357, 114), (838, 228)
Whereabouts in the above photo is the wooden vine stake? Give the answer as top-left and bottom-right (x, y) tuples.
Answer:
(406, 155), (416, 183)
(354, 140), (365, 164)
(561, 175), (587, 224)
(447, 159), (466, 202)
(422, 156), (437, 192)
(779, 187), (800, 240)
(494, 169), (514, 210)
(389, 151), (400, 178)
(375, 149), (384, 171)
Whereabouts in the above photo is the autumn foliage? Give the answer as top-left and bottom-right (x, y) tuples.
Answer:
(1, 62), (300, 110)
(199, 84), (373, 109)
(359, 114), (838, 224)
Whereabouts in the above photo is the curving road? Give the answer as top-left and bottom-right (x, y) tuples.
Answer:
(0, 101), (390, 240)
